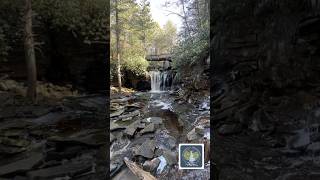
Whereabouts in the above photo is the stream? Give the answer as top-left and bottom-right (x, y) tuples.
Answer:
(110, 90), (210, 179)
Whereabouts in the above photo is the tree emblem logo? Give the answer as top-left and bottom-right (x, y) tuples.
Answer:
(179, 144), (204, 169)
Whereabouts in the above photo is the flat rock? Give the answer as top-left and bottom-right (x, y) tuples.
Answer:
(27, 160), (92, 180)
(110, 121), (126, 131)
(124, 121), (145, 136)
(140, 123), (155, 134)
(49, 129), (106, 146)
(0, 152), (43, 176)
(119, 110), (140, 120)
(0, 144), (27, 154)
(0, 137), (30, 147)
(142, 117), (163, 124)
(29, 112), (69, 126)
(110, 108), (125, 118)
(135, 139), (156, 158)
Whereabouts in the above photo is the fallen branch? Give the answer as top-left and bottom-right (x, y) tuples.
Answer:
(124, 157), (157, 180)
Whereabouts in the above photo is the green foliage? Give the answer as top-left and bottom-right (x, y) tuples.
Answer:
(34, 0), (109, 43)
(0, 27), (10, 62)
(0, 0), (109, 62)
(152, 21), (177, 55)
(110, 0), (155, 79)
(172, 28), (209, 68)
(171, 0), (209, 71)
(123, 56), (149, 76)
(0, 0), (24, 62)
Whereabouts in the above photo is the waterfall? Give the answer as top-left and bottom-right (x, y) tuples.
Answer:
(150, 71), (161, 92)
(150, 70), (173, 92)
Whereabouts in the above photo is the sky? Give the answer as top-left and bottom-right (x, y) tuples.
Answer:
(149, 0), (183, 32)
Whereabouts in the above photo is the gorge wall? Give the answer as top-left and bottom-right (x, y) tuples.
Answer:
(212, 0), (320, 179)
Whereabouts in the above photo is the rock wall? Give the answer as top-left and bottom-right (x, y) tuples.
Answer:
(212, 0), (320, 179)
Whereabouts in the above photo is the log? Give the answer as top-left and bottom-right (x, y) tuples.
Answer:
(124, 157), (157, 180)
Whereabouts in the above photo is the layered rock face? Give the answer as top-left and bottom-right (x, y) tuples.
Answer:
(212, 1), (320, 179)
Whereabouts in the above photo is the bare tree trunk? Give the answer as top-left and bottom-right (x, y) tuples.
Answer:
(115, 0), (122, 92)
(180, 0), (191, 36)
(24, 0), (37, 102)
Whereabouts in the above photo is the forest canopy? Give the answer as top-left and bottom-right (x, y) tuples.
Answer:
(0, 0), (109, 62)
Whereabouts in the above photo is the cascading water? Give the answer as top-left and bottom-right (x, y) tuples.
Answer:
(150, 71), (161, 92)
(150, 70), (173, 92)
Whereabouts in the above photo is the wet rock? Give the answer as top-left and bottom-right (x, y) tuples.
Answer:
(135, 139), (156, 158)
(142, 117), (163, 124)
(27, 160), (92, 180)
(140, 123), (155, 134)
(163, 150), (177, 165)
(218, 124), (242, 135)
(0, 152), (43, 176)
(187, 129), (202, 141)
(154, 131), (177, 150)
(143, 158), (160, 172)
(156, 156), (167, 174)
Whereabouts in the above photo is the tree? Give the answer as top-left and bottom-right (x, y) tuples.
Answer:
(151, 21), (177, 55)
(115, 0), (122, 92)
(24, 0), (37, 102)
(169, 0), (209, 71)
(110, 0), (154, 83)
(135, 0), (156, 58)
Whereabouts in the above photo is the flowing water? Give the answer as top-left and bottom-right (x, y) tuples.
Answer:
(149, 71), (174, 92)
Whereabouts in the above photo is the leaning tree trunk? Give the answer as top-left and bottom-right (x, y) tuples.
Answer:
(115, 0), (122, 92)
(24, 0), (37, 102)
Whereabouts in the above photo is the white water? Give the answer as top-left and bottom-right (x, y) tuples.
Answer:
(150, 71), (162, 92)
(149, 70), (173, 92)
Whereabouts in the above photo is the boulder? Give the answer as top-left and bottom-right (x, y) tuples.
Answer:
(143, 158), (160, 172)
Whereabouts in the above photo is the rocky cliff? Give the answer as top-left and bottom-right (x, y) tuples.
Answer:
(212, 0), (320, 179)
